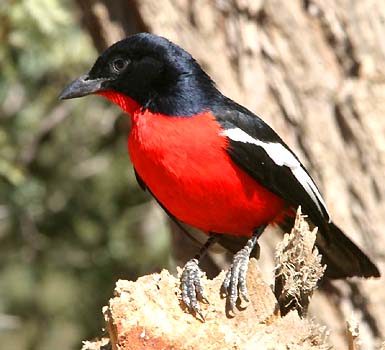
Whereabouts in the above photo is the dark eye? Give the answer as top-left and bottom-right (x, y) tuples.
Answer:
(111, 57), (130, 73)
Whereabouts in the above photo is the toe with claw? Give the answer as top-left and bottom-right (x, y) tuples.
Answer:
(221, 245), (252, 314)
(180, 258), (208, 320)
(221, 226), (264, 314)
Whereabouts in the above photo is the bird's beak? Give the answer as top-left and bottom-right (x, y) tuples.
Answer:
(59, 75), (107, 100)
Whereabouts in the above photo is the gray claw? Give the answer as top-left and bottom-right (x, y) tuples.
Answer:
(180, 258), (208, 319)
(221, 246), (252, 313)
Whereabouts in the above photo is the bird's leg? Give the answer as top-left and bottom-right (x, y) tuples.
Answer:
(180, 234), (218, 319)
(221, 225), (266, 314)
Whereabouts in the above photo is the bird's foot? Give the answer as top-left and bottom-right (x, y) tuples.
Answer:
(221, 244), (253, 315)
(180, 258), (208, 320)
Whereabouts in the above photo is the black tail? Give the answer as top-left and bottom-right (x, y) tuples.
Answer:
(317, 222), (380, 279)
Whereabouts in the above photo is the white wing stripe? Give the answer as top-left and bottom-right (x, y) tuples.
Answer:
(222, 127), (330, 220)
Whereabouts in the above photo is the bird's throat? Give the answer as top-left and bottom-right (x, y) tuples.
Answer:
(97, 90), (141, 116)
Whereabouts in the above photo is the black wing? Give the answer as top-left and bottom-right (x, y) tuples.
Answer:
(133, 126), (379, 278)
(213, 101), (330, 234)
(134, 169), (147, 191)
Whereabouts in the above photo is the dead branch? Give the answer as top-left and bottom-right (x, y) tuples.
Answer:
(274, 207), (326, 316)
(81, 211), (331, 350)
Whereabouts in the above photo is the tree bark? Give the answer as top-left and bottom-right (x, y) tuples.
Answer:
(82, 211), (331, 350)
(86, 261), (329, 350)
(76, 1), (385, 349)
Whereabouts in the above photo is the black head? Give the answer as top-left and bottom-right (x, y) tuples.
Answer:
(59, 33), (222, 116)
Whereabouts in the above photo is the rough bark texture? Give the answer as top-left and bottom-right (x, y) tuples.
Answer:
(82, 261), (330, 350)
(102, 263), (331, 350)
(78, 212), (373, 350)
(274, 207), (326, 317)
(76, 1), (385, 349)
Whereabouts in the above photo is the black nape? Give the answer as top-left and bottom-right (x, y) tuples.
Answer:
(87, 32), (224, 117)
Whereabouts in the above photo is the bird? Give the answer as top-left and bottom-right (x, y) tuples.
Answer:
(59, 32), (380, 318)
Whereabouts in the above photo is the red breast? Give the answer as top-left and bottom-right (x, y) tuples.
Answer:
(98, 90), (285, 236)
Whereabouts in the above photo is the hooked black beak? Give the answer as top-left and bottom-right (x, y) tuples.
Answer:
(59, 75), (108, 100)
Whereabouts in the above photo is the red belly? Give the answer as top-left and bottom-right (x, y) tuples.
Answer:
(128, 110), (285, 236)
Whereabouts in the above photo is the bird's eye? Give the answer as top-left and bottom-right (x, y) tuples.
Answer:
(111, 57), (130, 73)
